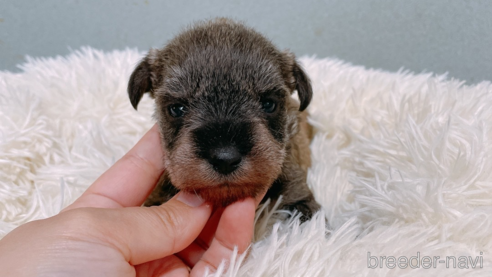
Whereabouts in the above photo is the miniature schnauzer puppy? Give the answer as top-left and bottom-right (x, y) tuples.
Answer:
(128, 18), (320, 220)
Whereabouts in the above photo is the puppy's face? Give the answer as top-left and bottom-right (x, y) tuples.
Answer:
(128, 20), (312, 206)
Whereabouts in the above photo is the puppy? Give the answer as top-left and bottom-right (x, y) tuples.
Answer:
(128, 18), (320, 220)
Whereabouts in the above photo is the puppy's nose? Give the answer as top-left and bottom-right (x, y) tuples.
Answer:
(208, 146), (242, 175)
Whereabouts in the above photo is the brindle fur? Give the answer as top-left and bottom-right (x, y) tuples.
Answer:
(128, 18), (320, 220)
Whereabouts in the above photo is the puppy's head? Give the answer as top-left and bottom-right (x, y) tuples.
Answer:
(128, 19), (312, 206)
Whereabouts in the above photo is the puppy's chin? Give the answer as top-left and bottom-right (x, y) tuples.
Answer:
(167, 160), (283, 207)
(180, 182), (269, 207)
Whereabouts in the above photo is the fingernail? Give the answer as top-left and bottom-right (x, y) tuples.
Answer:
(176, 192), (205, 207)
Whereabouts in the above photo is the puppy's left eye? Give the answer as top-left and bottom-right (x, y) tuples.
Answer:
(168, 104), (187, 118)
(261, 100), (276, 113)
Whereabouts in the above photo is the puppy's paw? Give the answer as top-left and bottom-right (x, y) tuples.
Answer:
(285, 198), (321, 222)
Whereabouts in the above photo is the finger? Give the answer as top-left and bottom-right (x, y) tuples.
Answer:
(197, 189), (265, 249)
(196, 208), (224, 248)
(176, 208), (224, 267)
(135, 255), (189, 277)
(65, 124), (165, 210)
(178, 192), (266, 269)
(176, 240), (205, 269)
(63, 192), (212, 265)
(190, 198), (256, 277)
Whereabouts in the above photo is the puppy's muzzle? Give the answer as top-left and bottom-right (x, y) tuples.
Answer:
(193, 120), (254, 176)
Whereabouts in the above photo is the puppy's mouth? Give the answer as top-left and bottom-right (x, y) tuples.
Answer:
(181, 181), (266, 207)
(168, 152), (284, 207)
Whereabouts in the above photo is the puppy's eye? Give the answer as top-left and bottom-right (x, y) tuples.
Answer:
(168, 104), (187, 118)
(261, 100), (276, 113)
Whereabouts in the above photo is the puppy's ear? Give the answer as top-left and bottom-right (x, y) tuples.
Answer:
(128, 56), (153, 110)
(292, 61), (312, 111)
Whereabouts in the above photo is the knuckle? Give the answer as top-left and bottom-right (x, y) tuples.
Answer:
(149, 205), (184, 238)
(122, 153), (158, 177)
(59, 208), (102, 235)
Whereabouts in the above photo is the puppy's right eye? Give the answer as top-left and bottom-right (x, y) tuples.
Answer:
(168, 104), (186, 118)
(261, 100), (276, 113)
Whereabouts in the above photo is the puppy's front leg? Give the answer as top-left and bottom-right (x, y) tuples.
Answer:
(144, 174), (179, 206)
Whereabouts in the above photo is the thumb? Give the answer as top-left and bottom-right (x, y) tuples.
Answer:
(63, 192), (212, 265)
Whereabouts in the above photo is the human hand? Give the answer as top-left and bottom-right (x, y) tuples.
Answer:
(0, 125), (264, 277)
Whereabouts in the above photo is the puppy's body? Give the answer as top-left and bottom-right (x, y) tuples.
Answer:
(129, 18), (320, 219)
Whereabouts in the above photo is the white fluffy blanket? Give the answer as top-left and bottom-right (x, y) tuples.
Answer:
(1, 48), (492, 276)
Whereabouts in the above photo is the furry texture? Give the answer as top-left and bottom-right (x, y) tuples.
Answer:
(1, 48), (492, 276)
(130, 19), (317, 210)
(130, 19), (318, 213)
